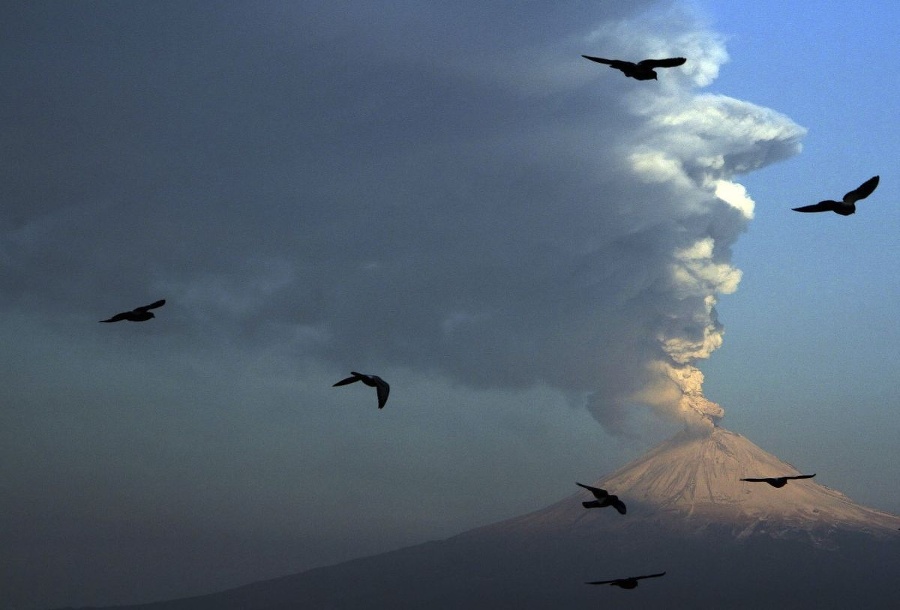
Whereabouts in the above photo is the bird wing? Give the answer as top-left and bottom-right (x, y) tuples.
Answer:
(787, 473), (816, 480)
(740, 478), (770, 482)
(581, 55), (615, 65)
(585, 579), (617, 585)
(792, 201), (838, 213)
(135, 299), (166, 312)
(374, 378), (390, 409)
(332, 375), (362, 387)
(575, 482), (608, 498)
(611, 496), (627, 515)
(99, 312), (130, 323)
(843, 175), (879, 203)
(581, 55), (633, 70)
(634, 572), (666, 580)
(638, 57), (686, 68)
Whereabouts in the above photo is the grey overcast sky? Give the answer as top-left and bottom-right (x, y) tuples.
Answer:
(2, 1), (898, 608)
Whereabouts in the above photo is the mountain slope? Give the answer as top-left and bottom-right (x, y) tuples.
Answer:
(63, 427), (900, 609)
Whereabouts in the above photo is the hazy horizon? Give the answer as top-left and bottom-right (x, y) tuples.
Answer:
(40, 425), (900, 609)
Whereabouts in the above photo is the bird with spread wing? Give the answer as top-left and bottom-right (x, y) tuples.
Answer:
(575, 482), (627, 514)
(99, 299), (166, 323)
(587, 572), (666, 589)
(792, 176), (879, 215)
(740, 474), (816, 488)
(582, 55), (686, 80)
(333, 372), (390, 409)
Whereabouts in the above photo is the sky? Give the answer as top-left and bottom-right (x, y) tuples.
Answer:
(1, 1), (899, 608)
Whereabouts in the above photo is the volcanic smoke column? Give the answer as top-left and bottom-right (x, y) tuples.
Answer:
(585, 48), (805, 435)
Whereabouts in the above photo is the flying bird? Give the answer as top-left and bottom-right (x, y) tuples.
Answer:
(99, 299), (166, 323)
(581, 55), (686, 80)
(587, 572), (666, 589)
(575, 482), (626, 514)
(792, 176), (879, 215)
(740, 474), (816, 488)
(333, 372), (390, 409)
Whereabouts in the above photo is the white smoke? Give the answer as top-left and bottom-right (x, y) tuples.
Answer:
(582, 17), (805, 434)
(273, 7), (808, 438)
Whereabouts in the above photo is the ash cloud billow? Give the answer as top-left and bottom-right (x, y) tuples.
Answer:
(277, 6), (807, 436)
(569, 18), (806, 435)
(1, 3), (805, 439)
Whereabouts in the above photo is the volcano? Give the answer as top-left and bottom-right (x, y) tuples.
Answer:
(64, 428), (900, 609)
(512, 427), (900, 542)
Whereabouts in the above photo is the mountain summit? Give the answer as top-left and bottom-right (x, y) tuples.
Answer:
(514, 427), (899, 544)
(65, 427), (900, 609)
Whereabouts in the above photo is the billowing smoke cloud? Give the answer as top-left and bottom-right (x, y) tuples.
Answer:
(269, 8), (806, 436)
(579, 25), (806, 432)
(0, 2), (805, 438)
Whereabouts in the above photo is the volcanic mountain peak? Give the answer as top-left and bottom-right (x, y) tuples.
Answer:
(507, 427), (900, 541)
(607, 428), (895, 527)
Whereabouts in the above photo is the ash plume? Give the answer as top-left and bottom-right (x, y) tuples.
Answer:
(286, 7), (806, 437)
(566, 17), (806, 435)
(0, 3), (806, 439)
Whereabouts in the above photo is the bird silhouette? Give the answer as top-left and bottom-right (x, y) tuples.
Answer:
(582, 55), (686, 80)
(575, 482), (626, 514)
(587, 572), (666, 589)
(333, 372), (390, 409)
(740, 474), (816, 488)
(99, 299), (166, 323)
(792, 176), (879, 215)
